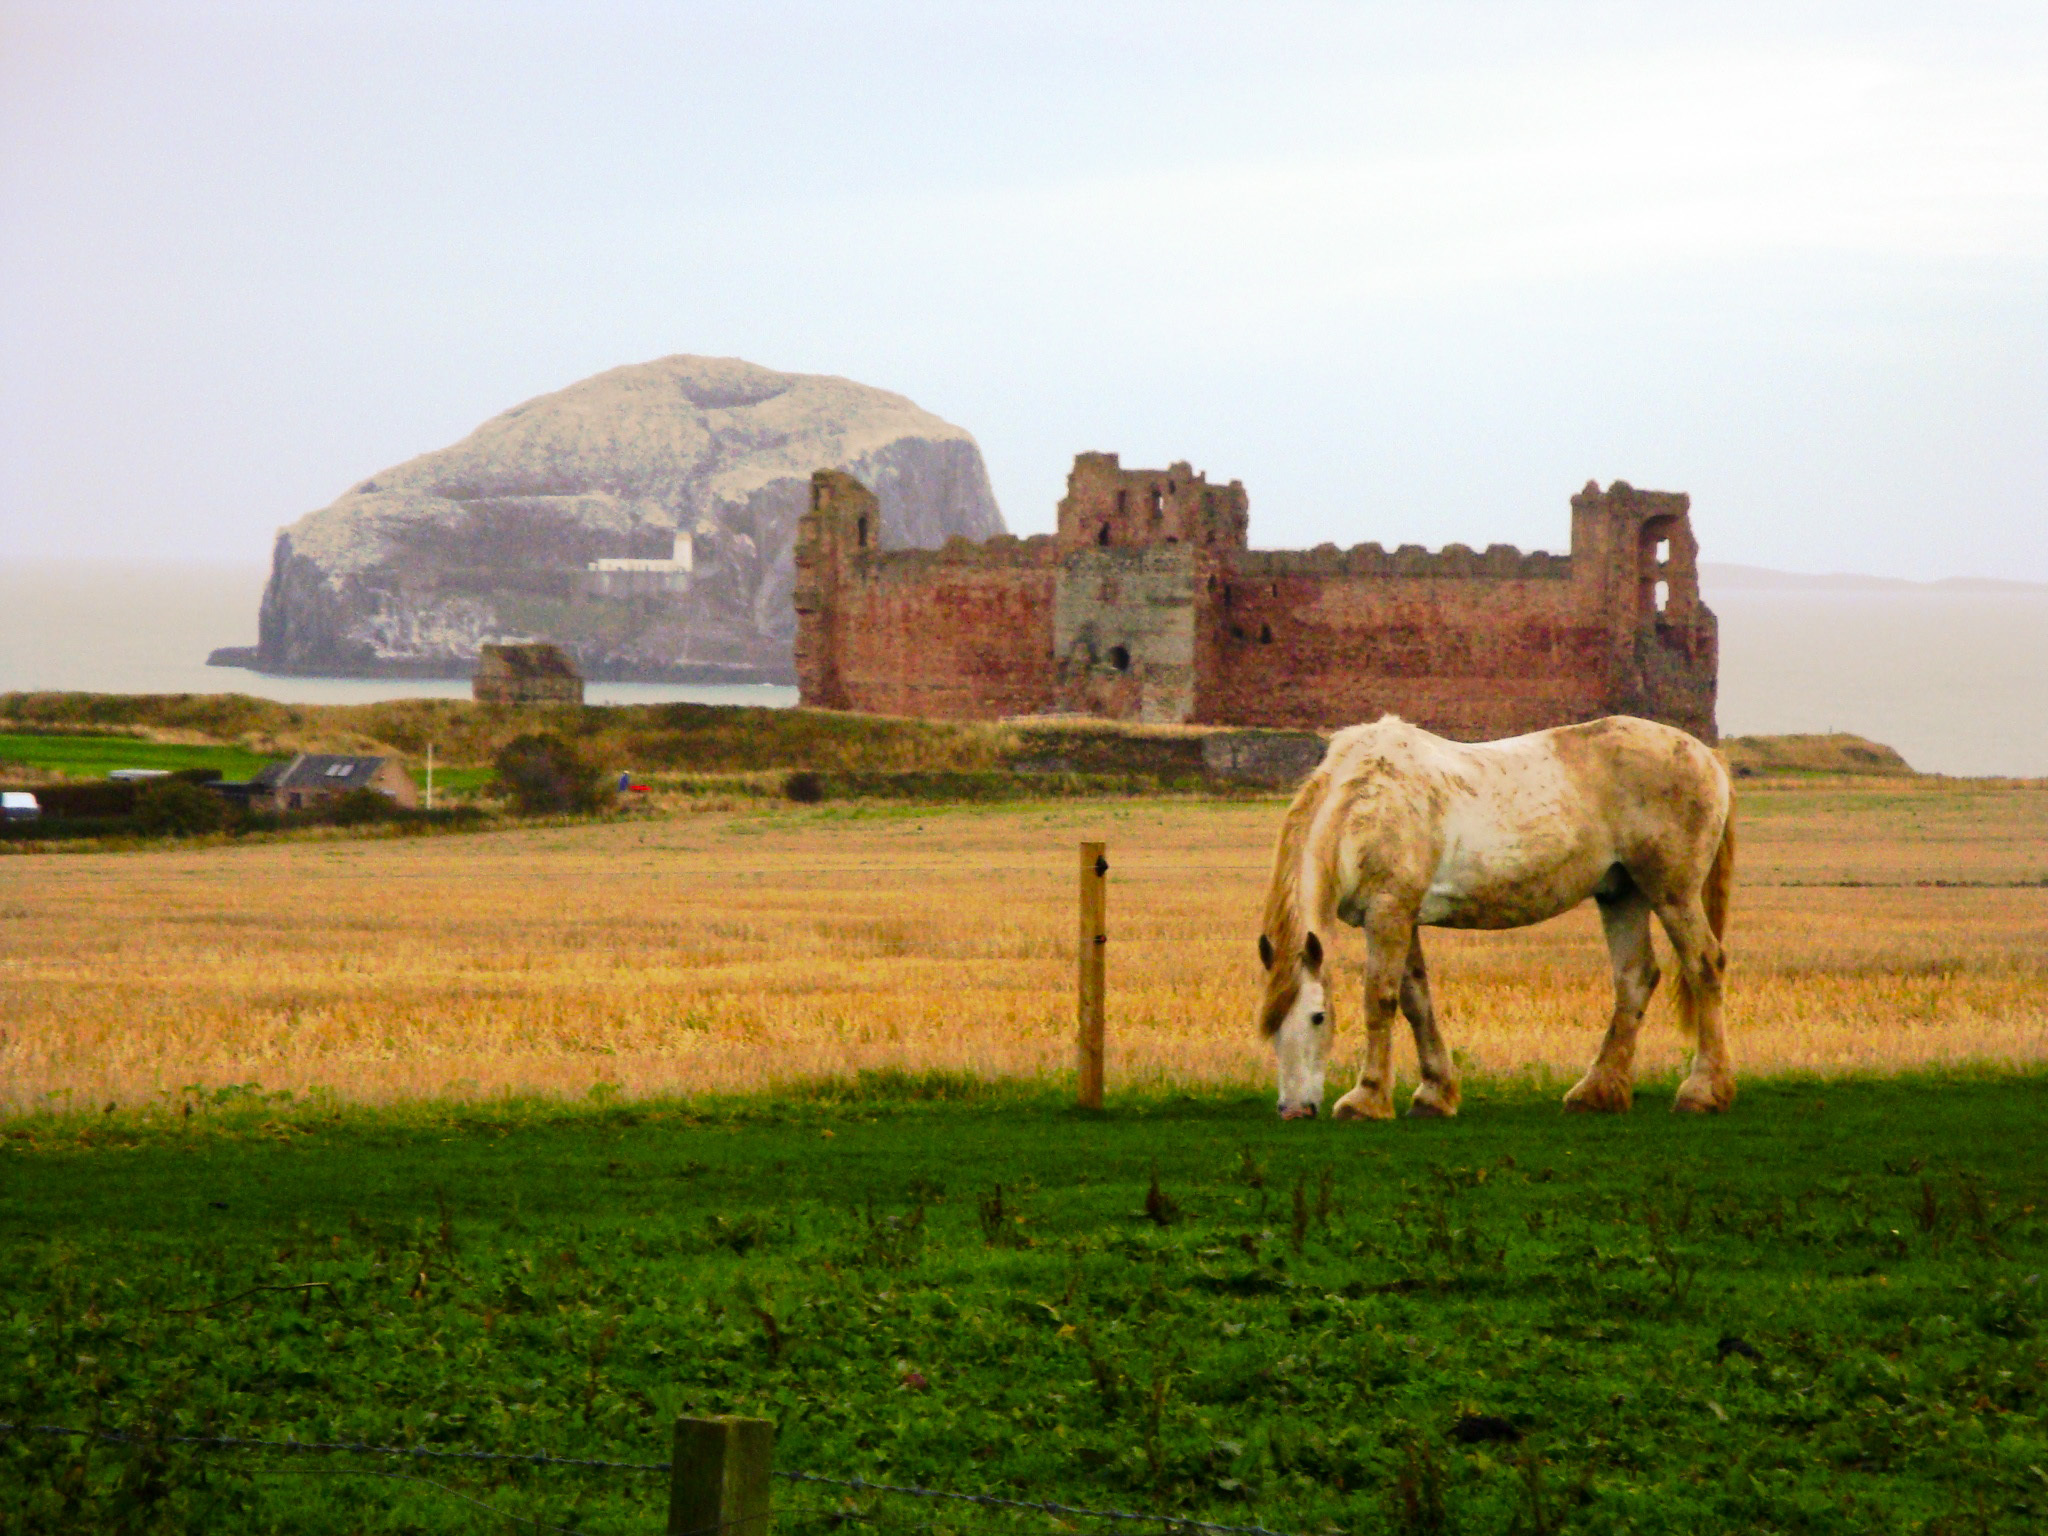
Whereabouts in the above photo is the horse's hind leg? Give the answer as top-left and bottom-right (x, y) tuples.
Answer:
(1401, 930), (1461, 1118)
(1563, 889), (1658, 1114)
(1659, 897), (1735, 1114)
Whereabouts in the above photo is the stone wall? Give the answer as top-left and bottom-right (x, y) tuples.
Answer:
(1196, 560), (1609, 735)
(796, 471), (1060, 717)
(1052, 548), (1200, 724)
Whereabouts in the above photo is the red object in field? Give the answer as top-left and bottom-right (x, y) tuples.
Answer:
(627, 784), (651, 793)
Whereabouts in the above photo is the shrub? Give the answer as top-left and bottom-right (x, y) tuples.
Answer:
(130, 779), (228, 837)
(491, 733), (609, 815)
(784, 770), (826, 803)
(20, 780), (140, 818)
(323, 788), (399, 827)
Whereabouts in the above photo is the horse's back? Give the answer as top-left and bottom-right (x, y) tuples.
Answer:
(1314, 715), (1727, 928)
(1545, 716), (1729, 838)
(1539, 717), (1730, 905)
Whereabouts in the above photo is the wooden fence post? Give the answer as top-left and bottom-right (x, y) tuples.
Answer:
(669, 1416), (774, 1536)
(1078, 840), (1107, 1109)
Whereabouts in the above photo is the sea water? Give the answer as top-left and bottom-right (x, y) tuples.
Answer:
(2, 562), (2044, 776)
(0, 563), (797, 711)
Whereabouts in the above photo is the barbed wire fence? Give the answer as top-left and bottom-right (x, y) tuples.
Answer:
(0, 1417), (1307, 1536)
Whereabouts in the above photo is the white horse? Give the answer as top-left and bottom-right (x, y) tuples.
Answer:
(1256, 715), (1735, 1120)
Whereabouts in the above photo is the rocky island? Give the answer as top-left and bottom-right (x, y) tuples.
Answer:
(211, 356), (1004, 683)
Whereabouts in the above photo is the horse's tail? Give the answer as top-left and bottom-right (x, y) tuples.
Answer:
(1703, 799), (1735, 946)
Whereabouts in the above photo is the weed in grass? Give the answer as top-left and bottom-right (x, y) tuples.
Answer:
(1390, 1435), (1450, 1534)
(1144, 1169), (1181, 1227)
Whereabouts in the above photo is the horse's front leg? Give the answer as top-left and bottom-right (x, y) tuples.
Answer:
(1332, 908), (1413, 1122)
(1400, 929), (1461, 1118)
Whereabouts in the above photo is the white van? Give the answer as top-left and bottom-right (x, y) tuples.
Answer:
(2, 791), (41, 822)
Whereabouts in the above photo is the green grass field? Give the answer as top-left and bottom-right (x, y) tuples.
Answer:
(0, 731), (495, 796)
(3, 1078), (2043, 1534)
(0, 731), (273, 782)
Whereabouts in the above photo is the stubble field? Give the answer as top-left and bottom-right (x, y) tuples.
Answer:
(3, 780), (2045, 1113)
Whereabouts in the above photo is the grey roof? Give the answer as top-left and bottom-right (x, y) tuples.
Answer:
(253, 754), (390, 791)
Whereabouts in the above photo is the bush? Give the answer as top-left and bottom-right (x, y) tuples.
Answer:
(130, 779), (228, 837)
(17, 780), (140, 818)
(783, 770), (826, 803)
(491, 733), (609, 815)
(323, 788), (399, 827)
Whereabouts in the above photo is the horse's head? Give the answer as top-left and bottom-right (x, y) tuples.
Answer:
(1259, 929), (1329, 1119)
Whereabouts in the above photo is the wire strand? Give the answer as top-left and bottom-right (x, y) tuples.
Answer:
(0, 1419), (665, 1473)
(773, 1470), (1300, 1536)
(2, 1420), (1307, 1536)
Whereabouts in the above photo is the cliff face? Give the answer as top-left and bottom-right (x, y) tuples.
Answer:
(235, 356), (1004, 682)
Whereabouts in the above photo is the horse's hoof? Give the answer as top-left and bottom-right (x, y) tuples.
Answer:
(1405, 1099), (1449, 1119)
(1332, 1089), (1393, 1121)
(1562, 1075), (1632, 1114)
(1562, 1091), (1630, 1114)
(1672, 1080), (1736, 1115)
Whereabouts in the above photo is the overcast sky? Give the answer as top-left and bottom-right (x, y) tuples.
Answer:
(3, 1), (2045, 578)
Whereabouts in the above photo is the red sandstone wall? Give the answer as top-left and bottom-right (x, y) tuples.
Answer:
(798, 463), (1717, 741)
(1197, 569), (1612, 736)
(834, 559), (1057, 719)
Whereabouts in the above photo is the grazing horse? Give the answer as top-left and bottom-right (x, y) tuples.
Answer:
(1256, 715), (1735, 1120)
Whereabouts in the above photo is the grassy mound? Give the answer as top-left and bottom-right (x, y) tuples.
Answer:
(1723, 733), (1918, 778)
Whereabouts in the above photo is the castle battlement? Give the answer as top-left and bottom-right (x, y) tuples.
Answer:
(1235, 542), (1574, 580)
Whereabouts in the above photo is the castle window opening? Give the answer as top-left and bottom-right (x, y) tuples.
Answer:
(1109, 644), (1131, 672)
(1097, 523), (1111, 546)
(1655, 537), (1670, 566)
(1258, 623), (1273, 644)
(1117, 489), (1128, 516)
(1149, 485), (1164, 518)
(857, 516), (868, 549)
(1654, 580), (1669, 613)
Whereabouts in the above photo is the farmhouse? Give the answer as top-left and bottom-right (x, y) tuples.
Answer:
(795, 455), (1718, 740)
(245, 754), (419, 813)
(472, 642), (585, 706)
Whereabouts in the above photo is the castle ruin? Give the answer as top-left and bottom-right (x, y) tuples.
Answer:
(794, 454), (1716, 741)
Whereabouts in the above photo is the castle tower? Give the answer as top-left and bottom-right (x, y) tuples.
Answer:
(1569, 481), (1717, 740)
(792, 469), (879, 710)
(1056, 453), (1249, 554)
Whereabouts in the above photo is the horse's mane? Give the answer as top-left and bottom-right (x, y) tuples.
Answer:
(1258, 766), (1334, 1037)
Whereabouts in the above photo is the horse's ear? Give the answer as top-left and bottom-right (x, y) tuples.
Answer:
(1304, 931), (1324, 971)
(1258, 934), (1275, 971)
